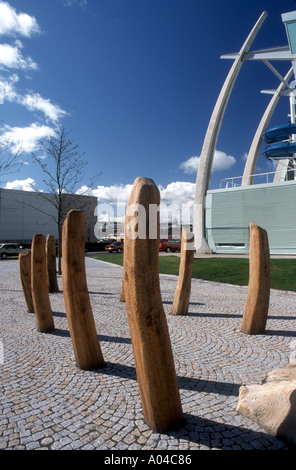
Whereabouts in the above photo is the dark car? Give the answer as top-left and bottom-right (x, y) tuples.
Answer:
(105, 241), (124, 253)
(159, 238), (181, 253)
(0, 243), (29, 259)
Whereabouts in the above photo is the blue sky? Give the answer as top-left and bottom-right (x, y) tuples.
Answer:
(0, 0), (296, 210)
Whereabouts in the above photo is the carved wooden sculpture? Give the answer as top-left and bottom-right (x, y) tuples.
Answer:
(31, 234), (55, 333)
(123, 177), (184, 433)
(171, 228), (194, 316)
(46, 234), (59, 293)
(62, 210), (105, 370)
(241, 223), (270, 335)
(19, 250), (34, 313)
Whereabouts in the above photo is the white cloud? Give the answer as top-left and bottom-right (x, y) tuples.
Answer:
(80, 183), (133, 220)
(212, 150), (236, 171)
(0, 42), (37, 70)
(0, 75), (67, 122)
(0, 5), (66, 123)
(0, 73), (18, 101)
(77, 180), (195, 224)
(0, 123), (56, 153)
(63, 0), (87, 7)
(180, 150), (236, 174)
(159, 181), (195, 206)
(0, 1), (40, 37)
(79, 181), (195, 209)
(158, 181), (195, 224)
(93, 183), (133, 205)
(21, 93), (67, 122)
(242, 152), (248, 162)
(4, 177), (37, 191)
(179, 156), (199, 174)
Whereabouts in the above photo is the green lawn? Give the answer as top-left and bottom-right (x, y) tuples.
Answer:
(92, 254), (296, 292)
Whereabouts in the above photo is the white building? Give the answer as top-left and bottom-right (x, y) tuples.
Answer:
(0, 188), (97, 245)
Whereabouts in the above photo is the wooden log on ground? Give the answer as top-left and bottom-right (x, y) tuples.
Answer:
(62, 209), (105, 370)
(46, 234), (59, 293)
(241, 223), (270, 335)
(170, 228), (194, 316)
(123, 176), (184, 433)
(19, 251), (34, 313)
(31, 234), (55, 333)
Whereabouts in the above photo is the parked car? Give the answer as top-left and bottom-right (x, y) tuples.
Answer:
(159, 238), (181, 253)
(105, 241), (124, 253)
(0, 243), (29, 259)
(96, 238), (116, 251)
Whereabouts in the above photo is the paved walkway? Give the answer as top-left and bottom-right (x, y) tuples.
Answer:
(0, 256), (295, 451)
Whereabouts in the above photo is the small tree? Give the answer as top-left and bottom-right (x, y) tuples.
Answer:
(0, 141), (23, 183)
(32, 126), (99, 274)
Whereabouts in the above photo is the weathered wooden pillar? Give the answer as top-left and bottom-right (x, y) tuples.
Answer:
(170, 228), (194, 316)
(62, 209), (105, 370)
(31, 234), (55, 333)
(120, 279), (125, 302)
(19, 251), (34, 313)
(120, 252), (125, 302)
(241, 223), (270, 335)
(46, 234), (59, 293)
(124, 177), (184, 433)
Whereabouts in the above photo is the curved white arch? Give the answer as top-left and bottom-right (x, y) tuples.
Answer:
(193, 11), (268, 254)
(242, 66), (293, 186)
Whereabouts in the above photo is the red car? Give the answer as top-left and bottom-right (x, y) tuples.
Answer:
(105, 241), (124, 253)
(159, 238), (181, 253)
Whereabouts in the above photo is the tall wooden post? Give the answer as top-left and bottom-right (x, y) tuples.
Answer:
(124, 177), (184, 433)
(120, 252), (125, 302)
(170, 228), (194, 316)
(31, 234), (55, 333)
(19, 251), (34, 313)
(241, 223), (270, 335)
(120, 279), (125, 302)
(62, 210), (105, 370)
(46, 235), (59, 293)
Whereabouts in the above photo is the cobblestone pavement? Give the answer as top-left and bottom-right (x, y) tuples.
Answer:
(0, 256), (295, 451)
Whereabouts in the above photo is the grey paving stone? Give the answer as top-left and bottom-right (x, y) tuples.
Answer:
(0, 256), (293, 450)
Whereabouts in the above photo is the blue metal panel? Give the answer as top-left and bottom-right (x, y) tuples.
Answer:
(286, 21), (296, 54)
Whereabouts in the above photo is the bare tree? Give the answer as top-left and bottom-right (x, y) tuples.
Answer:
(32, 126), (99, 274)
(0, 141), (23, 183)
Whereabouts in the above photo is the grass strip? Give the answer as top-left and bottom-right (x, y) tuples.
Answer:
(91, 254), (296, 292)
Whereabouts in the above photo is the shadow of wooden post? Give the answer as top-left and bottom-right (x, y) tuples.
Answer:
(123, 177), (184, 433)
(31, 234), (55, 333)
(19, 250), (34, 313)
(62, 209), (105, 371)
(46, 234), (59, 293)
(241, 223), (270, 335)
(170, 228), (194, 316)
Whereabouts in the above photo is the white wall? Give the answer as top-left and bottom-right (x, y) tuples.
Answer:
(0, 188), (97, 243)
